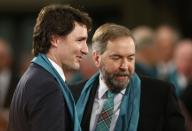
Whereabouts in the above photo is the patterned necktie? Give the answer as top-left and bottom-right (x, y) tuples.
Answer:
(95, 90), (115, 131)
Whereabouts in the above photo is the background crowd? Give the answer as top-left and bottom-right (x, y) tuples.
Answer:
(1, 0), (192, 131)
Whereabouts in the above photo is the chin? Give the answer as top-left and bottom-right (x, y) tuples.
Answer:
(63, 63), (80, 71)
(72, 63), (80, 70)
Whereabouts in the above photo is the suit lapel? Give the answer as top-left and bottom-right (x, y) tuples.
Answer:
(81, 80), (99, 131)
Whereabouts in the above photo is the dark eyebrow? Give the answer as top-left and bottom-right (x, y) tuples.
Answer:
(77, 36), (87, 41)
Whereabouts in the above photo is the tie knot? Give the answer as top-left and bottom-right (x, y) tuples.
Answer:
(107, 90), (115, 98)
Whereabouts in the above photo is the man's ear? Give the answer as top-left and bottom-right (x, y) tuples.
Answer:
(92, 51), (100, 68)
(50, 35), (59, 47)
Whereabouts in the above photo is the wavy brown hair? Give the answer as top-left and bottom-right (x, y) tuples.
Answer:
(32, 4), (92, 56)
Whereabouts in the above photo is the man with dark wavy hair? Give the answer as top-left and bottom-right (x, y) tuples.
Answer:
(8, 4), (92, 131)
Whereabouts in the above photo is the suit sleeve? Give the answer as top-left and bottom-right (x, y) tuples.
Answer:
(25, 79), (68, 131)
(165, 84), (186, 131)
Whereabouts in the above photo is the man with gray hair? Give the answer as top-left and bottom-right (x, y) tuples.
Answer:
(70, 23), (185, 131)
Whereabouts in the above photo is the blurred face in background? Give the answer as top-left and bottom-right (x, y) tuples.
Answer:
(0, 40), (11, 71)
(93, 36), (135, 93)
(174, 40), (192, 78)
(133, 26), (158, 66)
(155, 25), (179, 63)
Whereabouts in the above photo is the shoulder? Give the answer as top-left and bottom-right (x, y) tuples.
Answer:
(140, 76), (174, 93)
(23, 63), (58, 86)
(139, 76), (177, 106)
(15, 63), (63, 104)
(26, 63), (56, 81)
(138, 76), (185, 131)
(23, 64), (58, 89)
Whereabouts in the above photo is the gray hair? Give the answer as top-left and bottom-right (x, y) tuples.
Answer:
(92, 23), (135, 54)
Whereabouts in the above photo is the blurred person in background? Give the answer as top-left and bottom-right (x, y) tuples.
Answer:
(0, 38), (19, 131)
(167, 39), (192, 96)
(154, 24), (180, 80)
(8, 4), (92, 131)
(0, 38), (19, 109)
(166, 39), (192, 131)
(0, 114), (7, 131)
(132, 26), (158, 78)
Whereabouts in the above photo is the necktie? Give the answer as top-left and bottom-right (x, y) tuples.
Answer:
(95, 91), (115, 131)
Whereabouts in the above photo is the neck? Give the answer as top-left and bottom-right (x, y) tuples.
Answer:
(46, 52), (61, 68)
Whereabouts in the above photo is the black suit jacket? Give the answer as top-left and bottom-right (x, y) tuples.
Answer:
(181, 82), (192, 117)
(70, 75), (185, 131)
(8, 63), (72, 131)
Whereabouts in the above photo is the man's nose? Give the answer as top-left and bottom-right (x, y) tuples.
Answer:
(119, 60), (129, 71)
(81, 42), (89, 55)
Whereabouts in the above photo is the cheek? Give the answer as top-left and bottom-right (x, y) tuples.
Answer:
(67, 46), (80, 59)
(107, 63), (122, 73)
(60, 48), (76, 63)
(100, 60), (117, 72)
(128, 63), (135, 72)
(61, 49), (71, 58)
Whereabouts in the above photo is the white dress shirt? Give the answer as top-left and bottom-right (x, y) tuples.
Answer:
(89, 74), (126, 131)
(48, 58), (66, 82)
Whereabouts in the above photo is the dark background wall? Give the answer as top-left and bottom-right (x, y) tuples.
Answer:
(0, 0), (192, 71)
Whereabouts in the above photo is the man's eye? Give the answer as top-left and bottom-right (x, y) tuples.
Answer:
(78, 39), (84, 41)
(128, 57), (134, 61)
(77, 39), (83, 42)
(76, 37), (87, 42)
(111, 57), (120, 60)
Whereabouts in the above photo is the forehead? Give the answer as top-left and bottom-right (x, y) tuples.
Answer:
(176, 43), (192, 56)
(105, 36), (135, 54)
(68, 22), (88, 37)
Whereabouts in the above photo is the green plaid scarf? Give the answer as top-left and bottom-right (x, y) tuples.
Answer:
(76, 72), (141, 131)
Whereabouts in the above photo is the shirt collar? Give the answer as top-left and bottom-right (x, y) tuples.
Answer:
(48, 58), (66, 82)
(98, 74), (109, 99)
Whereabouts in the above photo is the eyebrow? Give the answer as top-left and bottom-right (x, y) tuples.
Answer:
(128, 54), (135, 57)
(110, 53), (135, 57)
(77, 36), (87, 41)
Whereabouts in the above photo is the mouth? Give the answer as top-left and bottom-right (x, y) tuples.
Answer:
(115, 75), (129, 81)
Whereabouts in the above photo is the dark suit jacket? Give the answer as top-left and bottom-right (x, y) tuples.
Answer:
(8, 63), (72, 131)
(180, 82), (192, 117)
(70, 75), (185, 131)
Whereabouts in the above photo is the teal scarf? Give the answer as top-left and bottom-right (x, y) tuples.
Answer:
(76, 72), (141, 131)
(32, 53), (81, 131)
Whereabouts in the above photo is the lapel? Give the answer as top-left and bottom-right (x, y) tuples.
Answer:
(81, 79), (99, 131)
